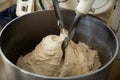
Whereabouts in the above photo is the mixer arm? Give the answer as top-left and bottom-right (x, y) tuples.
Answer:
(76, 0), (95, 15)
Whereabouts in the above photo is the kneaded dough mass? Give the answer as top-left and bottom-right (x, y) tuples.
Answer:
(17, 30), (101, 77)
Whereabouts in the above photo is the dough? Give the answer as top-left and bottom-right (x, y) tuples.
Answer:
(17, 30), (101, 77)
(57, 41), (101, 77)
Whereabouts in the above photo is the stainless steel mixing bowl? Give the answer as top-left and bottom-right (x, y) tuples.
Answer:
(0, 10), (119, 80)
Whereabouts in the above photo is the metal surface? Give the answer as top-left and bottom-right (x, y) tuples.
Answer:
(0, 10), (119, 80)
(52, 0), (64, 30)
(62, 13), (84, 49)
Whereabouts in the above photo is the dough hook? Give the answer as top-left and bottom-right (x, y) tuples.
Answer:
(52, 0), (95, 50)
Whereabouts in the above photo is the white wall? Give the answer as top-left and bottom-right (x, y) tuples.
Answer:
(111, 0), (120, 58)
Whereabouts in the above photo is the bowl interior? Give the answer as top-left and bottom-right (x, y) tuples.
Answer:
(0, 10), (118, 68)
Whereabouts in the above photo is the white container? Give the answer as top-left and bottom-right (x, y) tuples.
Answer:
(59, 0), (116, 14)
(16, 0), (34, 16)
